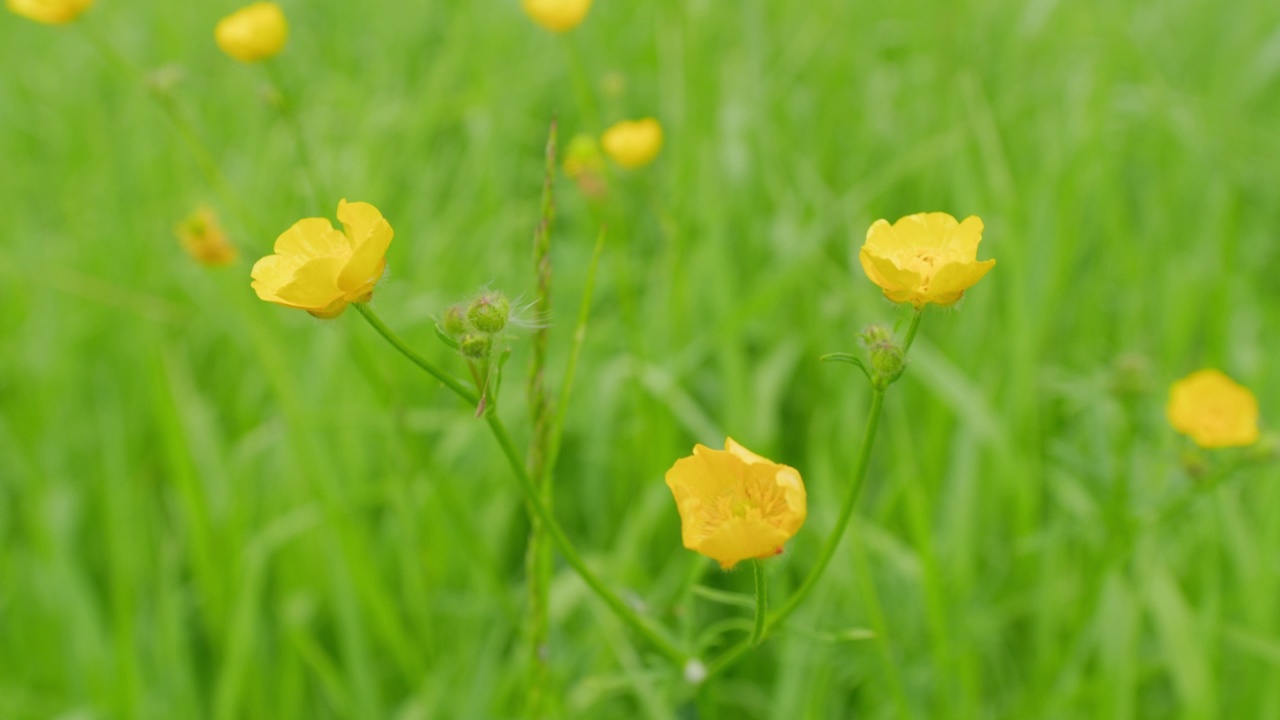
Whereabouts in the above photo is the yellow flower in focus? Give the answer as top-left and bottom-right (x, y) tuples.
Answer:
(7, 0), (93, 24)
(521, 0), (592, 32)
(859, 212), (996, 308)
(665, 438), (807, 570)
(177, 207), (238, 268)
(215, 2), (288, 63)
(1167, 369), (1259, 448)
(602, 118), (663, 169)
(251, 199), (393, 319)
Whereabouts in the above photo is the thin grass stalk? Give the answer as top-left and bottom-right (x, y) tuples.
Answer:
(526, 122), (557, 717)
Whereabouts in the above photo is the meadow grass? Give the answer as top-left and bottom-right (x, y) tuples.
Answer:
(3, 0), (1280, 717)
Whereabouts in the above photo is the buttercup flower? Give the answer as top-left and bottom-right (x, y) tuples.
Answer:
(7, 0), (93, 24)
(665, 438), (807, 570)
(1167, 369), (1259, 448)
(521, 0), (592, 33)
(177, 207), (238, 267)
(859, 212), (995, 308)
(602, 118), (664, 169)
(251, 200), (393, 319)
(215, 2), (288, 63)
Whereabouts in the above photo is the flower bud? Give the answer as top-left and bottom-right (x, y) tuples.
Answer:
(1248, 432), (1280, 463)
(441, 304), (468, 337)
(459, 333), (492, 361)
(467, 292), (510, 334)
(868, 342), (905, 383)
(858, 324), (893, 348)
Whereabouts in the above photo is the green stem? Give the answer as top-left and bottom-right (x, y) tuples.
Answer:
(484, 414), (689, 666)
(353, 304), (478, 406)
(526, 122), (557, 718)
(708, 310), (926, 676)
(750, 560), (767, 647)
(901, 308), (925, 354)
(354, 303), (688, 666)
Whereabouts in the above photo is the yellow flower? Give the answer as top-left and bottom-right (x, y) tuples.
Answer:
(602, 118), (663, 169)
(521, 0), (592, 33)
(215, 2), (288, 63)
(664, 438), (807, 570)
(251, 200), (393, 319)
(859, 212), (996, 308)
(7, 0), (93, 24)
(1167, 369), (1259, 448)
(176, 207), (238, 267)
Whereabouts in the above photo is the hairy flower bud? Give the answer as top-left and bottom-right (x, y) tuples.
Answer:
(442, 304), (468, 337)
(467, 292), (510, 334)
(459, 333), (492, 361)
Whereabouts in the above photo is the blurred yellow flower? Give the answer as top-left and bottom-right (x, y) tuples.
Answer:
(602, 118), (663, 169)
(251, 200), (393, 319)
(665, 438), (807, 570)
(177, 207), (238, 267)
(521, 0), (591, 32)
(859, 212), (996, 308)
(1167, 369), (1259, 448)
(7, 0), (93, 24)
(215, 2), (288, 63)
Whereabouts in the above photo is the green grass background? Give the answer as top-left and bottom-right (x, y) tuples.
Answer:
(3, 0), (1280, 717)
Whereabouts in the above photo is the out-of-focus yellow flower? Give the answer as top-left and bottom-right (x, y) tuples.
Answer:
(665, 438), (807, 570)
(602, 118), (663, 169)
(215, 2), (288, 63)
(563, 134), (608, 200)
(1167, 369), (1259, 448)
(177, 207), (238, 267)
(521, 0), (591, 33)
(859, 213), (995, 308)
(7, 0), (93, 24)
(251, 199), (393, 319)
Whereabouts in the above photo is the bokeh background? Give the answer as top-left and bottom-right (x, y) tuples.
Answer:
(3, 0), (1280, 718)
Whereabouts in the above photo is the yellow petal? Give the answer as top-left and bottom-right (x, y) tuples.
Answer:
(946, 215), (985, 258)
(521, 0), (592, 32)
(1167, 370), (1260, 448)
(666, 445), (746, 507)
(273, 256), (346, 309)
(862, 219), (899, 254)
(250, 253), (303, 301)
(928, 259), (996, 302)
(337, 219), (393, 295)
(336, 200), (384, 245)
(859, 248), (921, 294)
(274, 217), (350, 260)
(891, 212), (960, 249)
(694, 517), (791, 570)
(725, 437), (770, 465)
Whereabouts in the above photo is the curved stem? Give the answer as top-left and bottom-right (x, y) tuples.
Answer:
(750, 560), (767, 647)
(708, 310), (925, 676)
(354, 303), (688, 666)
(484, 414), (688, 665)
(354, 304), (478, 405)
